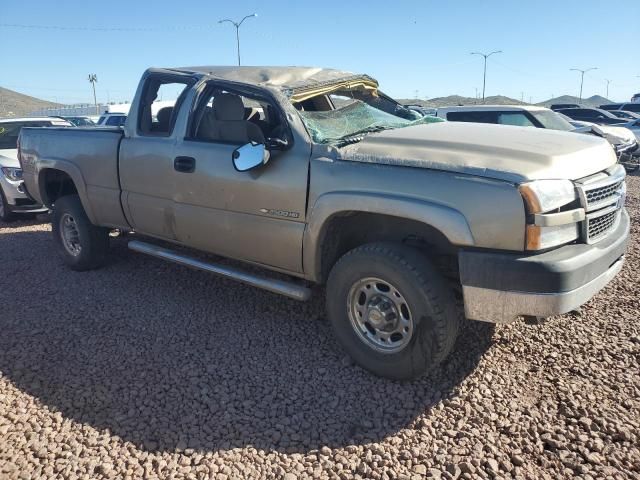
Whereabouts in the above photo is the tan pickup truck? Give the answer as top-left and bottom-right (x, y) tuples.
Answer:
(19, 66), (629, 379)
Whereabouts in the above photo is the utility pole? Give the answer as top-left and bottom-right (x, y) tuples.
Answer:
(218, 14), (257, 66)
(470, 50), (502, 102)
(604, 79), (612, 99)
(569, 67), (597, 103)
(88, 74), (98, 114)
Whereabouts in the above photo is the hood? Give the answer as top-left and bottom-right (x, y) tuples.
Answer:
(338, 122), (617, 183)
(0, 149), (19, 168)
(590, 125), (636, 146)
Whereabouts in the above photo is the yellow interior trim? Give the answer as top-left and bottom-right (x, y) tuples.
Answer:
(290, 80), (379, 103)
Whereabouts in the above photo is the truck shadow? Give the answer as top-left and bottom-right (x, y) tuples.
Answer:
(0, 231), (494, 454)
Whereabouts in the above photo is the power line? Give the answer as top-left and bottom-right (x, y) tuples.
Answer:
(0, 23), (214, 32)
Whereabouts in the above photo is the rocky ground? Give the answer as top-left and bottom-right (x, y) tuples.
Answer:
(0, 175), (639, 480)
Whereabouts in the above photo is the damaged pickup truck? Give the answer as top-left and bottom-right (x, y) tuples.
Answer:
(19, 66), (628, 379)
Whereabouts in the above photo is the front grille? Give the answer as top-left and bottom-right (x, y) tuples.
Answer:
(585, 180), (623, 208)
(587, 209), (618, 242)
(577, 165), (626, 244)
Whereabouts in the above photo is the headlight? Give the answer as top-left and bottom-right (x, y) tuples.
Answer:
(519, 179), (580, 250)
(519, 179), (576, 213)
(1, 167), (23, 181)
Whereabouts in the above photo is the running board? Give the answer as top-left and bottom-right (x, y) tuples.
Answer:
(128, 240), (311, 301)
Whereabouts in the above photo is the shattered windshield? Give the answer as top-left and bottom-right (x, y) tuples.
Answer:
(298, 99), (443, 145)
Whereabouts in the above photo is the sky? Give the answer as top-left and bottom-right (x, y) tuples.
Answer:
(2, 0), (639, 105)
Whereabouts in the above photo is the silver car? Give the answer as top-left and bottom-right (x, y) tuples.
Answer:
(0, 117), (72, 221)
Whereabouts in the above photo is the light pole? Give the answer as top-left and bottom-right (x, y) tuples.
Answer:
(470, 50), (502, 101)
(569, 67), (597, 103)
(88, 74), (98, 114)
(604, 79), (611, 99)
(218, 14), (257, 66)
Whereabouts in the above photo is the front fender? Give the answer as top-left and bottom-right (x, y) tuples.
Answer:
(36, 158), (97, 224)
(303, 191), (475, 282)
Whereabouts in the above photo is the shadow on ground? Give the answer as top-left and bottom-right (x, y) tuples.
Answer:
(0, 230), (494, 454)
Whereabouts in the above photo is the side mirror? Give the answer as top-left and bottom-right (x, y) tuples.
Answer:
(232, 142), (270, 172)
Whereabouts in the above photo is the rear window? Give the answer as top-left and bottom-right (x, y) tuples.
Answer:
(0, 121), (50, 149)
(600, 104), (623, 111)
(621, 104), (640, 113)
(105, 115), (126, 126)
(446, 111), (498, 123)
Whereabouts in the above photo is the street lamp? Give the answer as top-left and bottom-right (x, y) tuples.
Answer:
(218, 13), (257, 66)
(88, 74), (98, 114)
(569, 67), (597, 103)
(470, 50), (502, 102)
(604, 79), (612, 99)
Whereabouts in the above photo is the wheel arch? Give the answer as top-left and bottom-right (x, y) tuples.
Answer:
(303, 192), (475, 283)
(37, 160), (97, 223)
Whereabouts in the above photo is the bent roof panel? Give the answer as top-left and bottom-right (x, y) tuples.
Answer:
(177, 66), (376, 92)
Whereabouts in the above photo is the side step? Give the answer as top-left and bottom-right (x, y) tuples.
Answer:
(128, 240), (312, 301)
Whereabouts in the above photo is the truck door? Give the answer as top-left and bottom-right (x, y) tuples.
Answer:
(119, 73), (195, 239)
(168, 83), (311, 273)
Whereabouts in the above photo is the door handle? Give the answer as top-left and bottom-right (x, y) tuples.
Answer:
(174, 156), (196, 173)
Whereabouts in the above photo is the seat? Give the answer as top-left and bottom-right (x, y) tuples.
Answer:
(197, 93), (265, 144)
(156, 106), (173, 132)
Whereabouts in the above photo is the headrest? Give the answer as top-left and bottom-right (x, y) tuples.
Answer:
(214, 93), (244, 121)
(157, 106), (173, 125)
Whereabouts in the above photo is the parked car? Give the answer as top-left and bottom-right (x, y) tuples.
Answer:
(550, 103), (580, 111)
(19, 66), (628, 379)
(0, 117), (73, 221)
(600, 103), (640, 114)
(631, 93), (640, 103)
(609, 110), (640, 120)
(561, 116), (639, 170)
(96, 113), (127, 127)
(556, 107), (628, 125)
(58, 116), (95, 127)
(435, 105), (638, 164)
(404, 104), (437, 117)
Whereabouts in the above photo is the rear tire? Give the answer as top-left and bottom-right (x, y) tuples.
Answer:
(0, 188), (16, 223)
(326, 242), (461, 380)
(52, 195), (109, 271)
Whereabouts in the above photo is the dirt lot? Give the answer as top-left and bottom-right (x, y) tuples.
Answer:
(1, 176), (639, 480)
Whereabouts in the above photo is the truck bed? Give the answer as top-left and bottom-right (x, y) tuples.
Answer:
(20, 126), (126, 227)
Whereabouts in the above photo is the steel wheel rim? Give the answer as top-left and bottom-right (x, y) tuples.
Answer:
(347, 277), (413, 354)
(60, 213), (82, 256)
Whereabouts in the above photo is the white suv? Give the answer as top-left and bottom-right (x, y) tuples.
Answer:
(0, 117), (73, 221)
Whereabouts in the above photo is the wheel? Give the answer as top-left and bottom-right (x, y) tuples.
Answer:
(52, 195), (109, 271)
(326, 242), (461, 380)
(0, 187), (16, 222)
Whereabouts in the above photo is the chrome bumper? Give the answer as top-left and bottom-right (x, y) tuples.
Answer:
(463, 256), (624, 324)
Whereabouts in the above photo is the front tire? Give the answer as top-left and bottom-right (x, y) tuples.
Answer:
(52, 195), (109, 271)
(326, 242), (460, 380)
(0, 188), (16, 223)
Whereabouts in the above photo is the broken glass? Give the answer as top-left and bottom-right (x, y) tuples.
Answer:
(298, 100), (442, 145)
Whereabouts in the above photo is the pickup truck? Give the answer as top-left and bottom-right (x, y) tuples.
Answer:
(19, 66), (629, 380)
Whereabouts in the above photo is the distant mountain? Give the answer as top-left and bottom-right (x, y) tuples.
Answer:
(0, 87), (62, 118)
(537, 95), (613, 108)
(398, 95), (525, 108)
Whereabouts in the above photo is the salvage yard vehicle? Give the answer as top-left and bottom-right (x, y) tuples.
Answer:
(435, 105), (638, 162)
(18, 66), (629, 379)
(0, 117), (73, 221)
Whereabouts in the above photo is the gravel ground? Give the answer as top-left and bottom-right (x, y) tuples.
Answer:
(1, 176), (639, 480)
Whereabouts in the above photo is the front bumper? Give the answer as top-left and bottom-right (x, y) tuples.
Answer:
(459, 209), (629, 323)
(0, 176), (47, 213)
